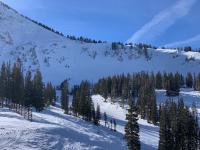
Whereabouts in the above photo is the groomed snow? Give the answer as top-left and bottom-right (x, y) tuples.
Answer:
(1, 88), (199, 150)
(0, 106), (127, 150)
(92, 95), (159, 150)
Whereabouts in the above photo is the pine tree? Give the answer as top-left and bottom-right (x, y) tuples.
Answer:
(33, 69), (44, 112)
(0, 63), (7, 106)
(95, 104), (101, 125)
(158, 104), (168, 150)
(24, 71), (33, 107)
(113, 119), (117, 131)
(91, 103), (96, 124)
(125, 100), (140, 150)
(44, 82), (54, 106)
(156, 72), (163, 89)
(72, 85), (80, 116)
(159, 99), (200, 150)
(149, 87), (158, 125)
(11, 61), (24, 106)
(104, 112), (107, 127)
(186, 72), (193, 88)
(61, 80), (69, 114)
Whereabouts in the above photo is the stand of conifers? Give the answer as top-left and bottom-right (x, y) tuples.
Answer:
(0, 99), (32, 121)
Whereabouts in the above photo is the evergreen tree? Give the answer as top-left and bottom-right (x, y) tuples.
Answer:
(125, 100), (140, 150)
(33, 69), (44, 111)
(159, 104), (168, 150)
(113, 119), (117, 131)
(95, 104), (101, 125)
(91, 103), (96, 124)
(186, 72), (193, 88)
(61, 80), (69, 114)
(156, 72), (163, 89)
(104, 112), (107, 127)
(24, 71), (33, 107)
(0, 63), (7, 105)
(44, 82), (55, 106)
(72, 85), (80, 116)
(11, 61), (24, 105)
(159, 99), (200, 150)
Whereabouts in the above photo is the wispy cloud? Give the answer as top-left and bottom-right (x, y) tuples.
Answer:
(164, 34), (200, 47)
(127, 0), (197, 44)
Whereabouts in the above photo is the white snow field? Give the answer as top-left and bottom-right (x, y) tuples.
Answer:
(1, 88), (200, 150)
(156, 88), (200, 107)
(0, 106), (127, 150)
(1, 2), (200, 86)
(92, 95), (159, 150)
(0, 95), (159, 150)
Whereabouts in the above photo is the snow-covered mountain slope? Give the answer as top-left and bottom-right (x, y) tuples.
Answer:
(1, 89), (199, 150)
(1, 1), (200, 85)
(0, 106), (127, 150)
(0, 95), (159, 150)
(92, 95), (159, 150)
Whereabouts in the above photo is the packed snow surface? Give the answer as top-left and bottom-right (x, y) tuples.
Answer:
(0, 106), (126, 150)
(1, 88), (200, 150)
(92, 95), (159, 150)
(0, 97), (159, 150)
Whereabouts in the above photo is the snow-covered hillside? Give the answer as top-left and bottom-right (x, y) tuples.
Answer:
(0, 96), (158, 150)
(0, 106), (127, 150)
(92, 95), (159, 150)
(1, 88), (200, 150)
(1, 1), (200, 86)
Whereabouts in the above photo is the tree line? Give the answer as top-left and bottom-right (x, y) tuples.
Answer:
(159, 99), (200, 150)
(0, 60), (56, 111)
(60, 80), (118, 131)
(60, 81), (102, 125)
(125, 97), (200, 150)
(93, 71), (200, 99)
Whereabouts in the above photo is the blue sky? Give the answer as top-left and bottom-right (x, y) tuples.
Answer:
(1, 0), (200, 47)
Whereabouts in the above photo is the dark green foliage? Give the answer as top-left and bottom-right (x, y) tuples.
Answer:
(24, 71), (33, 107)
(164, 73), (180, 96)
(72, 81), (93, 121)
(33, 69), (44, 112)
(11, 60), (24, 105)
(186, 72), (193, 88)
(158, 99), (200, 150)
(194, 73), (200, 91)
(113, 119), (117, 131)
(156, 72), (163, 89)
(104, 112), (108, 127)
(61, 80), (69, 114)
(91, 103), (96, 124)
(44, 82), (56, 106)
(137, 83), (158, 124)
(72, 85), (80, 116)
(184, 46), (192, 52)
(112, 42), (119, 50)
(0, 61), (52, 112)
(95, 104), (101, 125)
(125, 99), (140, 150)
